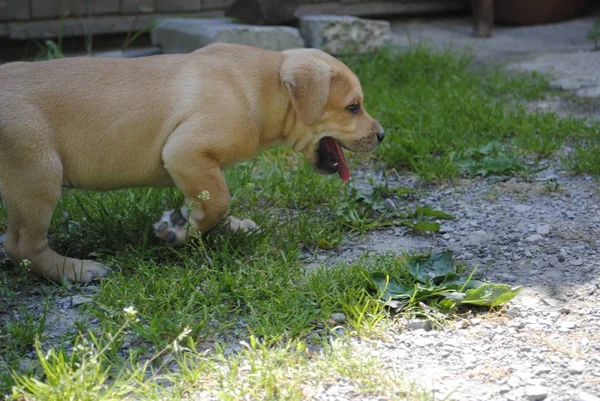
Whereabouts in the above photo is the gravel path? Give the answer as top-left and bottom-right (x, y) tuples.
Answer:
(309, 165), (600, 401)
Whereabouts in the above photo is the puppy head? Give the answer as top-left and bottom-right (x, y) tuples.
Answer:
(280, 49), (384, 182)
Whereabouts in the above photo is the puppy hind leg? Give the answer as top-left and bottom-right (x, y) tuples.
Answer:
(1, 157), (109, 283)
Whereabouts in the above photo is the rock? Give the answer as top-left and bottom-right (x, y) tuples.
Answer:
(526, 234), (543, 243)
(558, 319), (577, 330)
(383, 198), (397, 211)
(570, 259), (584, 266)
(507, 375), (521, 388)
(411, 336), (432, 347)
(298, 15), (391, 55)
(577, 85), (600, 98)
(406, 318), (433, 331)
(225, 0), (299, 26)
(70, 295), (93, 306)
(533, 366), (551, 376)
(525, 385), (548, 400)
(330, 313), (346, 324)
(151, 18), (305, 54)
(499, 385), (511, 394)
(577, 390), (600, 401)
(536, 225), (551, 235)
(541, 297), (560, 307)
(466, 230), (487, 247)
(514, 204), (532, 213)
(567, 360), (585, 375)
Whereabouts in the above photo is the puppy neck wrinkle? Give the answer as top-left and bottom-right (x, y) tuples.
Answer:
(279, 99), (302, 146)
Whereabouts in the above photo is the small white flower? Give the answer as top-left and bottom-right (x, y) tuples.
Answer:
(21, 259), (32, 268)
(197, 190), (210, 201)
(123, 306), (138, 316)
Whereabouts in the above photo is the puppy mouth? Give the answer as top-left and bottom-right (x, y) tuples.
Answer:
(316, 137), (350, 182)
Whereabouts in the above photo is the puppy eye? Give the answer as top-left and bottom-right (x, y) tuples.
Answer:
(347, 103), (360, 114)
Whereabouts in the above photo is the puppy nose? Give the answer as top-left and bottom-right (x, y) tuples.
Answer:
(377, 129), (385, 143)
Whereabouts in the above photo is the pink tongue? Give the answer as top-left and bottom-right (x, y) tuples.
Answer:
(323, 137), (350, 182)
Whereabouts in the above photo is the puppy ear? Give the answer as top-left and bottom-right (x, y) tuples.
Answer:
(280, 56), (333, 126)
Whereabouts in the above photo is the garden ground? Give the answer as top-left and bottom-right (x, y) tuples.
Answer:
(1, 13), (600, 401)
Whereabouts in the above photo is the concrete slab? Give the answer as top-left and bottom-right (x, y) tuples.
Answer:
(390, 16), (598, 64)
(151, 18), (305, 54)
(507, 51), (600, 98)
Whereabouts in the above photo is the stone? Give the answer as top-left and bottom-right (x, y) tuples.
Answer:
(514, 204), (532, 213)
(466, 230), (487, 247)
(299, 15), (391, 55)
(533, 366), (551, 376)
(225, 0), (299, 25)
(570, 259), (584, 267)
(567, 360), (585, 375)
(525, 385), (548, 400)
(406, 318), (433, 331)
(536, 225), (551, 235)
(70, 295), (93, 306)
(330, 313), (346, 324)
(151, 18), (305, 54)
(577, 390), (600, 401)
(526, 234), (543, 243)
(383, 198), (397, 211)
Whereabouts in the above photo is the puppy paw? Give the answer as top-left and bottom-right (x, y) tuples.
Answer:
(75, 260), (110, 283)
(225, 216), (258, 233)
(153, 207), (190, 246)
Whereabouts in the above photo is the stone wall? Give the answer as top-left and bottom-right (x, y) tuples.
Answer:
(0, 0), (469, 39)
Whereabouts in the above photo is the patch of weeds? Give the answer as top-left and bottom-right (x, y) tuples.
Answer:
(587, 19), (600, 51)
(337, 186), (454, 234)
(10, 311), (154, 401)
(370, 250), (521, 314)
(543, 177), (562, 194)
(563, 138), (600, 175)
(4, 308), (49, 352)
(455, 141), (522, 178)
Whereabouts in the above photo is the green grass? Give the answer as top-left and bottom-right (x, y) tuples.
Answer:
(1, 44), (600, 400)
(343, 45), (600, 181)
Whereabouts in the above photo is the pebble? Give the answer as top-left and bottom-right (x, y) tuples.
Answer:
(571, 259), (584, 266)
(330, 313), (346, 324)
(536, 225), (551, 235)
(384, 198), (397, 211)
(466, 231), (486, 247)
(526, 234), (543, 243)
(406, 318), (433, 331)
(70, 295), (93, 306)
(525, 385), (549, 400)
(577, 390), (600, 401)
(567, 360), (585, 375)
(533, 366), (551, 376)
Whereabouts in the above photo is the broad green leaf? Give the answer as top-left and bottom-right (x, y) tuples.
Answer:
(478, 141), (502, 155)
(371, 273), (415, 300)
(438, 299), (457, 310)
(411, 221), (441, 232)
(442, 277), (486, 290)
(443, 291), (466, 302)
(415, 206), (456, 220)
(460, 284), (522, 306)
(408, 251), (454, 282)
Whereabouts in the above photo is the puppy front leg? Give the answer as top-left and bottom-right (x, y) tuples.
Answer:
(154, 153), (256, 246)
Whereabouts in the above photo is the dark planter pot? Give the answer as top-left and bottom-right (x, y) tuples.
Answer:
(494, 0), (592, 25)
